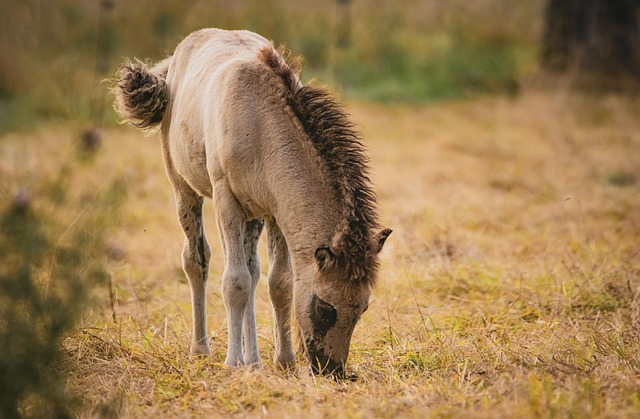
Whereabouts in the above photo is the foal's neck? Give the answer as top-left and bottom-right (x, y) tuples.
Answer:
(266, 139), (343, 270)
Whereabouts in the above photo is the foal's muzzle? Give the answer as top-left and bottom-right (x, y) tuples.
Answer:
(308, 350), (345, 378)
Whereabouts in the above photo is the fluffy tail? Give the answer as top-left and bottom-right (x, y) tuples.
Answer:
(112, 58), (170, 130)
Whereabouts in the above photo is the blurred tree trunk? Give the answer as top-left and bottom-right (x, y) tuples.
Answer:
(541, 0), (640, 83)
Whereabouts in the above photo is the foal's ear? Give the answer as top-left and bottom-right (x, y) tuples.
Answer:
(315, 245), (336, 271)
(375, 228), (393, 254)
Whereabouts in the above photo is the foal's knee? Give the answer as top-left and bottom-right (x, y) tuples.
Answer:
(222, 268), (251, 308)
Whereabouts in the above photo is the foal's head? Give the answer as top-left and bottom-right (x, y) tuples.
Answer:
(294, 229), (391, 378)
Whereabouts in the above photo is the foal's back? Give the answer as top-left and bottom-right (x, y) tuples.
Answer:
(168, 28), (271, 98)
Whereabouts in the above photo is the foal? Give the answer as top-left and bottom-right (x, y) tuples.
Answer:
(113, 28), (391, 376)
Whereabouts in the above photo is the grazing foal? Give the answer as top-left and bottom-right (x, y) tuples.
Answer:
(113, 28), (391, 376)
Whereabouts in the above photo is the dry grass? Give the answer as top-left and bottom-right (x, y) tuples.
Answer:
(2, 91), (639, 417)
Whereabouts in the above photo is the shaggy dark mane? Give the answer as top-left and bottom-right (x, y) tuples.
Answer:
(259, 47), (381, 285)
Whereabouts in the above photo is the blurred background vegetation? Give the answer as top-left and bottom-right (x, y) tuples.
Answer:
(0, 157), (127, 417)
(0, 0), (548, 132)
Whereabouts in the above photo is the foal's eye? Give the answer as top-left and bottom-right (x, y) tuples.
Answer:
(314, 296), (337, 326)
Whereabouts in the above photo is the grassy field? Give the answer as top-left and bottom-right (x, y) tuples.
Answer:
(1, 90), (639, 417)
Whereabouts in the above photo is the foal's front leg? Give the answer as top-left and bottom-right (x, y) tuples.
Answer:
(266, 218), (296, 369)
(214, 180), (253, 367)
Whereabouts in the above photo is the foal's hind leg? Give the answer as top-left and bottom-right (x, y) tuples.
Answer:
(241, 218), (264, 366)
(266, 217), (296, 369)
(173, 183), (211, 355)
